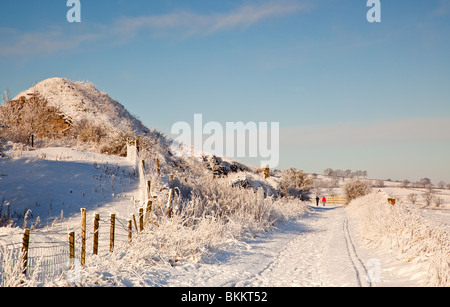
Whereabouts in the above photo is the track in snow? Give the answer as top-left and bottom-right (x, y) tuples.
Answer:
(343, 217), (372, 287)
(153, 205), (375, 287)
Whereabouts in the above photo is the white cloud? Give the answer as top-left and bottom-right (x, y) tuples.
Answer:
(0, 27), (102, 56)
(113, 1), (308, 39)
(0, 1), (308, 56)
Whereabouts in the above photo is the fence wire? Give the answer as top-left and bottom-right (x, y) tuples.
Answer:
(0, 213), (136, 285)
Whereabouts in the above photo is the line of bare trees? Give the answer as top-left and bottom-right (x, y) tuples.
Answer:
(323, 168), (367, 179)
(400, 178), (450, 190)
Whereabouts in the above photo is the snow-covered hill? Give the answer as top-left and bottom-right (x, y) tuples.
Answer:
(13, 77), (150, 136)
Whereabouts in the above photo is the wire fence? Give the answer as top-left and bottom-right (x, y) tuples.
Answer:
(0, 212), (138, 286)
(0, 143), (150, 286)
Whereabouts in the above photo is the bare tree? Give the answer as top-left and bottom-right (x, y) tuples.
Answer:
(434, 196), (443, 208)
(1, 90), (10, 105)
(401, 179), (410, 188)
(323, 168), (334, 177)
(437, 181), (446, 189)
(407, 193), (418, 205)
(420, 178), (432, 188)
(423, 192), (434, 207)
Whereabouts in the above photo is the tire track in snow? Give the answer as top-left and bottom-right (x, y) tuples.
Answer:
(343, 217), (372, 287)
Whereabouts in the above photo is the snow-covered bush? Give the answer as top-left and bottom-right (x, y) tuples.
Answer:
(347, 193), (450, 287)
(343, 178), (372, 206)
(72, 119), (106, 144)
(279, 168), (312, 200)
(407, 193), (418, 205)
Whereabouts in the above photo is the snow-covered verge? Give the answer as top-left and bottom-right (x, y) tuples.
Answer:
(0, 146), (307, 287)
(346, 192), (450, 287)
(54, 180), (307, 287)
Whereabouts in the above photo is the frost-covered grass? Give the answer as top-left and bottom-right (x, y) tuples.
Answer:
(347, 193), (450, 287)
(66, 177), (307, 286)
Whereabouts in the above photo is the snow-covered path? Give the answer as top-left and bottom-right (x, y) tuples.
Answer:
(246, 206), (369, 287)
(143, 205), (397, 287)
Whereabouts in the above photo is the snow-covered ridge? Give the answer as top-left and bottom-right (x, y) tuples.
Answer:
(13, 77), (150, 136)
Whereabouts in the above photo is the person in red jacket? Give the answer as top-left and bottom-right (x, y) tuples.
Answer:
(322, 196), (327, 207)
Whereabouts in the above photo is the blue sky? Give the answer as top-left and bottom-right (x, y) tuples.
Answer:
(1, 0), (450, 183)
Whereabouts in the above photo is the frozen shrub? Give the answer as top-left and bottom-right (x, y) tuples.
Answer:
(433, 196), (443, 208)
(343, 178), (372, 206)
(73, 119), (106, 144)
(279, 168), (312, 200)
(407, 193), (418, 205)
(423, 192), (434, 207)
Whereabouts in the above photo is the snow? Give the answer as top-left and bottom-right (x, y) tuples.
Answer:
(131, 205), (425, 287)
(0, 145), (437, 287)
(0, 150), (448, 287)
(0, 147), (139, 226)
(0, 147), (141, 282)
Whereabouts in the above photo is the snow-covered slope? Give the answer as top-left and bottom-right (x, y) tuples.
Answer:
(13, 77), (150, 136)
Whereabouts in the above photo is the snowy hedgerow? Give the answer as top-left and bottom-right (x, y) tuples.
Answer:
(343, 178), (372, 206)
(347, 193), (450, 287)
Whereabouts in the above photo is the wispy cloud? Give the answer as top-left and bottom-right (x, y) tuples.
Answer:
(0, 1), (309, 56)
(114, 1), (308, 39)
(434, 0), (450, 15)
(0, 27), (102, 56)
(280, 117), (450, 148)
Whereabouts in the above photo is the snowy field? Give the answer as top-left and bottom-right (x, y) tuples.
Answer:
(382, 184), (450, 231)
(0, 147), (449, 287)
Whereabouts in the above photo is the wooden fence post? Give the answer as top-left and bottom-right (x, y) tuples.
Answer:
(132, 214), (138, 233)
(147, 180), (151, 200)
(139, 208), (144, 232)
(81, 209), (86, 266)
(69, 232), (75, 269)
(21, 229), (30, 276)
(128, 220), (132, 243)
(264, 166), (270, 179)
(110, 214), (115, 253)
(93, 213), (99, 255)
(145, 201), (152, 225)
(167, 188), (174, 218)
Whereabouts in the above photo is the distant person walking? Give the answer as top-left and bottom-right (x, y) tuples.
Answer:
(322, 196), (327, 207)
(315, 196), (320, 207)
